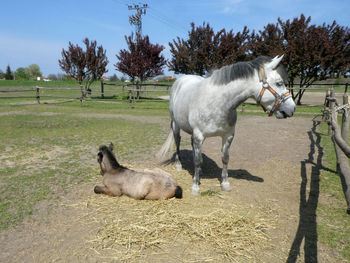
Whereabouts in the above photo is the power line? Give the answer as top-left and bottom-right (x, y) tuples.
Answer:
(128, 3), (148, 35)
(111, 0), (188, 36)
(147, 7), (188, 35)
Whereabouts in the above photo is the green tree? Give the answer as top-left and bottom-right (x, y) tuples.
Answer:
(25, 64), (42, 79)
(47, 74), (58, 80)
(0, 69), (4, 79)
(14, 67), (29, 80)
(5, 65), (13, 80)
(109, 74), (119, 81)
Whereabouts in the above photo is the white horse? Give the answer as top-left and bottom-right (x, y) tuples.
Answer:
(158, 55), (296, 195)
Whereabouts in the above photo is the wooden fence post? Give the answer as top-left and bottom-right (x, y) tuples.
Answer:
(80, 84), (84, 106)
(128, 89), (133, 108)
(101, 79), (104, 99)
(241, 103), (245, 113)
(36, 86), (40, 104)
(322, 89), (330, 123)
(329, 88), (335, 135)
(328, 87), (350, 214)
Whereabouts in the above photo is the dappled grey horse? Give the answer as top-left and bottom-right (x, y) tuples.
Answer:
(158, 55), (296, 195)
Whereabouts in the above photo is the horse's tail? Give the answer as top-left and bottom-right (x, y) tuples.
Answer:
(156, 130), (174, 160)
(174, 185), (183, 199)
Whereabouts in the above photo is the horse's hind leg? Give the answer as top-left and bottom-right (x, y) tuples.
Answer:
(172, 120), (182, 171)
(191, 130), (204, 196)
(221, 133), (234, 191)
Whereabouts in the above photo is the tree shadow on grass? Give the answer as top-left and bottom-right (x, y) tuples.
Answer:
(163, 149), (263, 183)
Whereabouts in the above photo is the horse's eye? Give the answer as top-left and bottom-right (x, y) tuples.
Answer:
(276, 81), (284, 87)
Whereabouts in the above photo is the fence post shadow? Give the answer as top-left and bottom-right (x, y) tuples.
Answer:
(287, 120), (327, 263)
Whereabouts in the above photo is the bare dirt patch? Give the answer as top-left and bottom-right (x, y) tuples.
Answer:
(0, 114), (345, 262)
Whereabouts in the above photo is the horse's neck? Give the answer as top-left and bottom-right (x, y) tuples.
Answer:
(209, 76), (259, 110)
(103, 153), (120, 172)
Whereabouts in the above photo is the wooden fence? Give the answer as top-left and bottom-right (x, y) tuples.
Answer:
(0, 82), (172, 106)
(1, 81), (349, 107)
(323, 88), (350, 214)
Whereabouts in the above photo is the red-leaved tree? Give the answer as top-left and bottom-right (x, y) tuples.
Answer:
(59, 38), (108, 92)
(168, 23), (250, 76)
(115, 34), (166, 83)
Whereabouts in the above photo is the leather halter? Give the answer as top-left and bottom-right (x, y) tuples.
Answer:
(257, 67), (291, 117)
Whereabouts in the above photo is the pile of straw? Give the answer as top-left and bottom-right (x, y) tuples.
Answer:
(79, 168), (274, 262)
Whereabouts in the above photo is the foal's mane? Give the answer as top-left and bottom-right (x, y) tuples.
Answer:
(209, 56), (287, 85)
(99, 145), (124, 169)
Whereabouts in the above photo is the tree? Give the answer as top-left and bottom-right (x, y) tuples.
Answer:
(214, 26), (250, 67)
(0, 69), (5, 79)
(109, 74), (119, 81)
(14, 67), (29, 80)
(168, 22), (216, 76)
(47, 74), (58, 80)
(59, 37), (108, 92)
(25, 64), (42, 80)
(5, 65), (13, 80)
(115, 33), (166, 83)
(249, 23), (285, 58)
(278, 14), (350, 104)
(168, 23), (250, 76)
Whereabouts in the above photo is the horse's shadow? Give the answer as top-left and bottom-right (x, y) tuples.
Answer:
(163, 149), (263, 183)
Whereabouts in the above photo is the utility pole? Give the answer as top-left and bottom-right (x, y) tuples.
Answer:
(128, 3), (148, 36)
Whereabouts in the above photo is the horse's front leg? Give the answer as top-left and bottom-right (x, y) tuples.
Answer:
(191, 131), (204, 196)
(221, 134), (234, 191)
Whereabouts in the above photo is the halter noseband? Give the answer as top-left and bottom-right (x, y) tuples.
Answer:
(257, 67), (291, 117)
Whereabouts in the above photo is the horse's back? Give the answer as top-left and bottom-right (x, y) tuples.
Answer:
(170, 75), (204, 133)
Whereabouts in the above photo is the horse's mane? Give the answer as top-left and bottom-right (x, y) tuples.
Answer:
(99, 145), (124, 169)
(209, 56), (287, 85)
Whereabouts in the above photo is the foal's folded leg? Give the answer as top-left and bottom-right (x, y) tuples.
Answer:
(94, 185), (115, 196)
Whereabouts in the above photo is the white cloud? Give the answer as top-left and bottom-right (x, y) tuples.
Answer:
(221, 0), (245, 14)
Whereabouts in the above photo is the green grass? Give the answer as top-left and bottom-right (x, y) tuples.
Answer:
(1, 80), (349, 260)
(318, 122), (350, 260)
(0, 110), (167, 230)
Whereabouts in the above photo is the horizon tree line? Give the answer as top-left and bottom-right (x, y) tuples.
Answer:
(4, 13), (349, 104)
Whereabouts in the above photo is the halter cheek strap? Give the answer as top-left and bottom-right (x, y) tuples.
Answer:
(257, 67), (291, 117)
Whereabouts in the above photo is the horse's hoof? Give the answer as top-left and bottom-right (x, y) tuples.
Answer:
(190, 185), (200, 196)
(221, 182), (231, 192)
(175, 162), (182, 171)
(94, 186), (103, 194)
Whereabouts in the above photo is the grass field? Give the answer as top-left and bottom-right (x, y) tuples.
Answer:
(0, 81), (349, 261)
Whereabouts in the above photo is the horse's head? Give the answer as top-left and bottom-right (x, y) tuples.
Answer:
(97, 143), (117, 175)
(257, 55), (296, 119)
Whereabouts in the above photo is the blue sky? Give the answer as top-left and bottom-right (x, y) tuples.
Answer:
(0, 0), (349, 77)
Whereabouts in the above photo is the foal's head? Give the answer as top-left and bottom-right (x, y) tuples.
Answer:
(97, 143), (121, 175)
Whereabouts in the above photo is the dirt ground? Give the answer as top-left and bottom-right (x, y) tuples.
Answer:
(0, 112), (346, 262)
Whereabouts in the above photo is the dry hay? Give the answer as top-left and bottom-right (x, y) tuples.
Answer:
(76, 167), (275, 262)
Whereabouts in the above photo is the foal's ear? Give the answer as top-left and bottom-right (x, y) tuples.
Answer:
(266, 54), (284, 70)
(108, 142), (114, 152)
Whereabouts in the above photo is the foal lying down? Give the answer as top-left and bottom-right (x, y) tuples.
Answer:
(94, 143), (182, 200)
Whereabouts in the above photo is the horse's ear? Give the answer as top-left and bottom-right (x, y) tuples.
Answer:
(108, 142), (114, 152)
(266, 55), (284, 70)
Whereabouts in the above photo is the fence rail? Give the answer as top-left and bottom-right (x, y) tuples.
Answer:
(0, 82), (349, 107)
